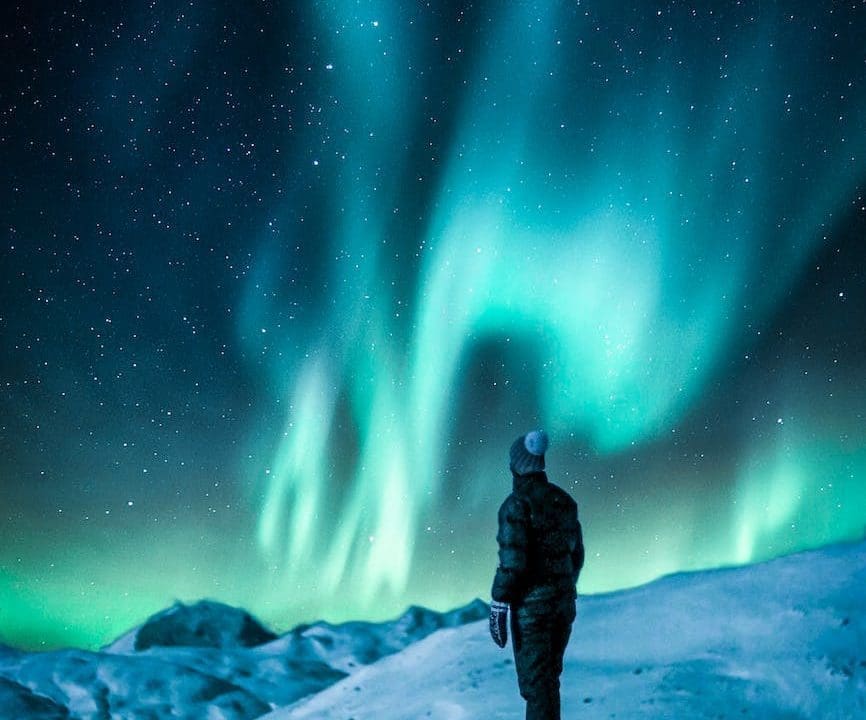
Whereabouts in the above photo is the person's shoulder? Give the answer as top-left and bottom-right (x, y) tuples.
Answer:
(498, 492), (530, 519)
(546, 480), (578, 508)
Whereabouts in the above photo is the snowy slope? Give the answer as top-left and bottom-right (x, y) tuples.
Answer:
(256, 599), (489, 673)
(0, 598), (486, 719)
(264, 540), (866, 720)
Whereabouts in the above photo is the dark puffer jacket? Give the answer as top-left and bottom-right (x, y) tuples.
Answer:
(492, 471), (584, 604)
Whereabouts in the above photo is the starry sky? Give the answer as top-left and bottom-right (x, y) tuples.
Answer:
(1, 0), (865, 651)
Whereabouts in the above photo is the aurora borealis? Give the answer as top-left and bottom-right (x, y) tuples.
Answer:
(1, 0), (865, 651)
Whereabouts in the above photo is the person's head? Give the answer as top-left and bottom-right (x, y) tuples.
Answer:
(509, 429), (549, 476)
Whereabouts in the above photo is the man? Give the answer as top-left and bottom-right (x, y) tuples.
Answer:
(489, 429), (584, 720)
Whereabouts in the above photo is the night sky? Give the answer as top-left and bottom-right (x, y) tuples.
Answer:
(1, 0), (865, 652)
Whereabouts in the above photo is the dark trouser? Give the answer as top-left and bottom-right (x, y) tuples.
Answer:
(511, 590), (576, 720)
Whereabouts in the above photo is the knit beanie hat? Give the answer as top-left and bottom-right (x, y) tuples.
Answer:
(509, 430), (549, 475)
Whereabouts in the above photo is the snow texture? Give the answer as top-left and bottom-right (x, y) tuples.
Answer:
(266, 540), (866, 720)
(0, 598), (486, 719)
(1, 542), (865, 719)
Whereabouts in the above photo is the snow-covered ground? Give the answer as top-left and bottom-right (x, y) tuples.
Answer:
(267, 540), (866, 720)
(2, 541), (865, 719)
(0, 596), (486, 719)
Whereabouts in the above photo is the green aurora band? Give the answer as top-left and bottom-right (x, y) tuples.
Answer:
(2, 1), (864, 652)
(249, 2), (866, 624)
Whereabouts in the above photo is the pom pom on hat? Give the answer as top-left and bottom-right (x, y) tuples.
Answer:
(524, 430), (549, 456)
(509, 429), (549, 475)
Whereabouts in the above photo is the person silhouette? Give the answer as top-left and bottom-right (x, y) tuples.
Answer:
(489, 430), (585, 720)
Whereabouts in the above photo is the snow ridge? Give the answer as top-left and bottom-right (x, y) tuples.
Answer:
(0, 598), (487, 719)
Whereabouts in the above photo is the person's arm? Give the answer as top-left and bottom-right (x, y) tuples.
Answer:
(571, 507), (585, 586)
(491, 494), (530, 603)
(489, 494), (530, 648)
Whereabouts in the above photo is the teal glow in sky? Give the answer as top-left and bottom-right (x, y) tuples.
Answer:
(249, 1), (866, 624)
(1, 0), (865, 650)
